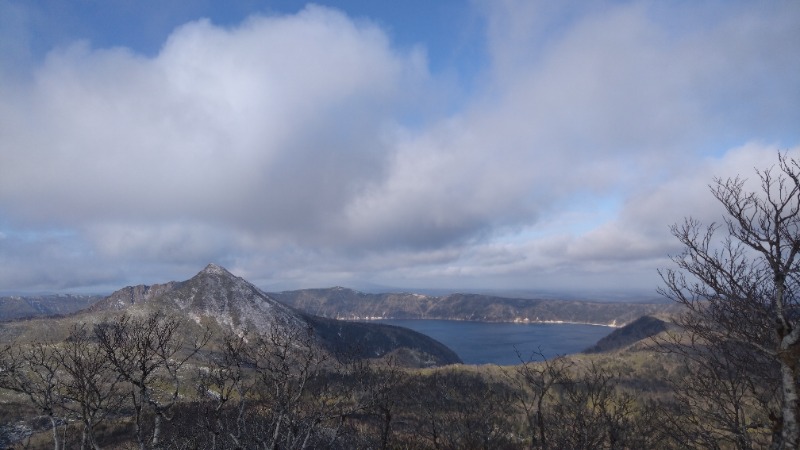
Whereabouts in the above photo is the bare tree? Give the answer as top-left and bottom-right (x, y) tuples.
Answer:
(243, 322), (331, 450)
(94, 311), (210, 450)
(660, 153), (800, 449)
(439, 370), (516, 450)
(54, 324), (125, 450)
(395, 367), (516, 450)
(164, 323), (368, 450)
(656, 329), (779, 449)
(357, 356), (407, 450)
(508, 351), (665, 450)
(0, 341), (66, 450)
(509, 351), (573, 449)
(195, 330), (253, 450)
(547, 361), (642, 450)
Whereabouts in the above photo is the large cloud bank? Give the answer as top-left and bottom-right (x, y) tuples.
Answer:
(1, 1), (798, 293)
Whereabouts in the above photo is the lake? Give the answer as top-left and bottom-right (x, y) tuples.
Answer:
(378, 319), (613, 365)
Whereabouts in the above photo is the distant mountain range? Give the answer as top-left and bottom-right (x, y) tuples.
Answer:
(0, 265), (461, 367)
(1, 285), (678, 328)
(269, 287), (680, 327)
(0, 266), (685, 367)
(0, 294), (102, 321)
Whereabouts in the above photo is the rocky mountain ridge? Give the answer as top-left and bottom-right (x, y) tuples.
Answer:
(0, 294), (102, 321)
(88, 282), (179, 312)
(2, 282), (680, 328)
(269, 287), (680, 327)
(0, 265), (461, 367)
(81, 264), (313, 338)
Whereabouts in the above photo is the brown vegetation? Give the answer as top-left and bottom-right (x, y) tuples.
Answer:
(0, 315), (669, 449)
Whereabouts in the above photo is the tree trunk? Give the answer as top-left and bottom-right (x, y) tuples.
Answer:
(79, 423), (102, 450)
(536, 397), (547, 449)
(779, 357), (800, 449)
(50, 416), (63, 450)
(91, 427), (103, 450)
(380, 409), (392, 450)
(81, 425), (89, 450)
(777, 276), (800, 450)
(152, 411), (163, 449)
(136, 410), (146, 450)
(79, 422), (100, 450)
(271, 413), (284, 450)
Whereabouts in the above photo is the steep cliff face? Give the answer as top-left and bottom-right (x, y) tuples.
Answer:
(158, 263), (305, 334)
(88, 282), (179, 312)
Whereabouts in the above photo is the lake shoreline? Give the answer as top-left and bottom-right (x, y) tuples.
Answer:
(355, 319), (615, 365)
(347, 317), (621, 328)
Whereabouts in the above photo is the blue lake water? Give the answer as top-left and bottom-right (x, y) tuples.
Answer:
(378, 319), (613, 365)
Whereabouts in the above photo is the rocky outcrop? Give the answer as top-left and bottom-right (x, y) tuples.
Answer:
(88, 282), (178, 312)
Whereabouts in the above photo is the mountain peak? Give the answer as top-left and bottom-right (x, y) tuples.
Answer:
(37, 264), (462, 367)
(199, 263), (231, 277)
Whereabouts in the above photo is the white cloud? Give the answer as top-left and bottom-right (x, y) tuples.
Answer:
(0, 5), (429, 231)
(0, 1), (798, 293)
(529, 144), (800, 280)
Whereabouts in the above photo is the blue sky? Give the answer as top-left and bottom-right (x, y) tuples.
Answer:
(1, 0), (799, 296)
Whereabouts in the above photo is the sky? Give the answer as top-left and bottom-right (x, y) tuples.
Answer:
(0, 0), (799, 297)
